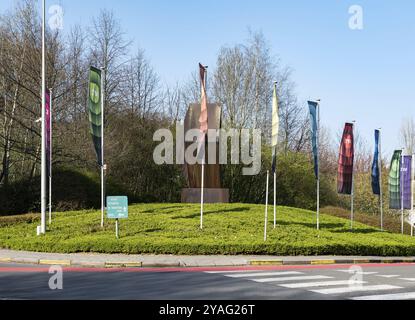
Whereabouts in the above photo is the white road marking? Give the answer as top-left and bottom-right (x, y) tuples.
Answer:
(376, 275), (400, 278)
(351, 292), (415, 300)
(251, 275), (333, 283)
(205, 270), (267, 274)
(224, 271), (303, 278)
(336, 270), (378, 275)
(311, 285), (401, 295)
(400, 278), (415, 281)
(280, 280), (366, 288)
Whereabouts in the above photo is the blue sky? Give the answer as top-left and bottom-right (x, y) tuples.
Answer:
(1, 0), (414, 158)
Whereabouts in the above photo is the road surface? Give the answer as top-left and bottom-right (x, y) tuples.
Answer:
(1, 263), (415, 300)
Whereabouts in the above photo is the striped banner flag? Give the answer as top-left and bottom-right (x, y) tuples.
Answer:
(45, 89), (51, 177)
(371, 129), (380, 195)
(88, 67), (102, 166)
(337, 123), (354, 195)
(198, 63), (208, 160)
(271, 83), (279, 173)
(308, 101), (319, 179)
(389, 150), (402, 209)
(401, 155), (412, 209)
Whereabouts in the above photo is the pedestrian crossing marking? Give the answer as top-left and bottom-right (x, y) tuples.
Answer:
(224, 271), (303, 278)
(376, 275), (399, 278)
(310, 284), (401, 295)
(351, 292), (415, 300)
(336, 269), (378, 275)
(251, 275), (333, 283)
(399, 278), (415, 281)
(279, 280), (366, 289)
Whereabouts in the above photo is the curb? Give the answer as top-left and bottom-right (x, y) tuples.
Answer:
(39, 259), (71, 266)
(249, 260), (283, 266)
(248, 259), (415, 266)
(105, 262), (142, 268)
(2, 257), (415, 269)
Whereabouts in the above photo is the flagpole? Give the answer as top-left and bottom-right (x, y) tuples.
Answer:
(378, 129), (383, 231)
(200, 157), (205, 230)
(264, 170), (269, 241)
(49, 88), (53, 225)
(200, 66), (207, 230)
(351, 120), (356, 231)
(411, 153), (414, 236)
(316, 100), (321, 230)
(273, 167), (276, 229)
(401, 148), (405, 234)
(100, 67), (105, 228)
(40, 0), (47, 235)
(273, 81), (278, 229)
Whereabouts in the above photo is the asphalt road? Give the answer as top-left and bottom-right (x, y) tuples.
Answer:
(1, 263), (415, 300)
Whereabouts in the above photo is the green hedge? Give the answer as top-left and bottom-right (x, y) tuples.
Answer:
(1, 203), (415, 256)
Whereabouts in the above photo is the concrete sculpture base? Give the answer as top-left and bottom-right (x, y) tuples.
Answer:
(181, 188), (229, 204)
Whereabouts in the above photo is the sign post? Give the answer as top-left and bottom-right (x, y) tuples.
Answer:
(107, 196), (128, 239)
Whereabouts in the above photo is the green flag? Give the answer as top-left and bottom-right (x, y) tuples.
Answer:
(88, 66), (102, 166)
(389, 150), (402, 209)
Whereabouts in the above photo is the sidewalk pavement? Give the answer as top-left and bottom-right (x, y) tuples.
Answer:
(1, 249), (415, 268)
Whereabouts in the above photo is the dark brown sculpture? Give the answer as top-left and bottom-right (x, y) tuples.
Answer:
(181, 103), (229, 203)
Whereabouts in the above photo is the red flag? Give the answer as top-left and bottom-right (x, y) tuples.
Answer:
(337, 123), (354, 194)
(199, 63), (208, 134)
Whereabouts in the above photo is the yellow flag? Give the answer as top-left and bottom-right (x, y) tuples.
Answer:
(271, 83), (279, 147)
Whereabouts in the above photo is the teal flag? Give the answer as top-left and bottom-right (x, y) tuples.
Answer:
(389, 150), (402, 209)
(308, 101), (318, 179)
(88, 67), (102, 166)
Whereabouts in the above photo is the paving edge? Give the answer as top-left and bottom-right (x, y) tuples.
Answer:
(1, 257), (415, 268)
(249, 259), (415, 266)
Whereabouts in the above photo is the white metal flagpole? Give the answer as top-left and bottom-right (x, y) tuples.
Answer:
(264, 170), (269, 241)
(411, 154), (414, 236)
(411, 153), (414, 236)
(48, 88), (53, 225)
(40, 0), (47, 235)
(273, 169), (276, 229)
(316, 100), (321, 230)
(100, 67), (105, 228)
(378, 129), (384, 231)
(200, 157), (205, 230)
(401, 149), (405, 234)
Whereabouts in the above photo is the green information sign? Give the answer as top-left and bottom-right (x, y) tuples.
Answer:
(107, 196), (128, 219)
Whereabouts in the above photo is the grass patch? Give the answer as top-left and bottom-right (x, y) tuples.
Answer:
(1, 203), (415, 256)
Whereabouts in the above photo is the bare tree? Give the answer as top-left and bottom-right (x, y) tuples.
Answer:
(89, 9), (131, 113)
(400, 117), (415, 155)
(120, 49), (160, 118)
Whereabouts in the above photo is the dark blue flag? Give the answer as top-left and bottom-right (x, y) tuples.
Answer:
(308, 101), (318, 179)
(371, 130), (380, 195)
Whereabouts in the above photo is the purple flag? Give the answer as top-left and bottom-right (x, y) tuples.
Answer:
(401, 155), (412, 209)
(45, 89), (51, 177)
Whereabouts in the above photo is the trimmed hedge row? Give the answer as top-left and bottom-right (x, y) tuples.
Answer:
(1, 203), (415, 256)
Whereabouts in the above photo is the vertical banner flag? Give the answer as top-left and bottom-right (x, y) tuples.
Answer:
(371, 129), (380, 195)
(45, 89), (51, 177)
(337, 123), (354, 194)
(198, 63), (208, 156)
(271, 83), (279, 173)
(401, 155), (412, 209)
(308, 101), (318, 179)
(88, 67), (102, 166)
(389, 150), (402, 209)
